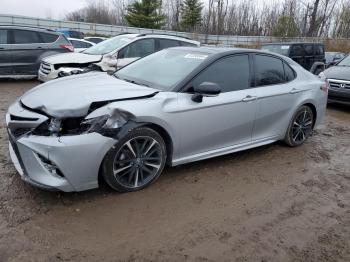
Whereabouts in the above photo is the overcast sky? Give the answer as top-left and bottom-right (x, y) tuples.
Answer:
(1, 0), (268, 20)
(1, 0), (87, 19)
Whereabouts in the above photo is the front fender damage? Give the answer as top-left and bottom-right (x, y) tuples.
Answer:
(91, 108), (146, 140)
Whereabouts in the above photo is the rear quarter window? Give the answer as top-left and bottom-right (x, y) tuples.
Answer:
(158, 39), (180, 50)
(283, 63), (296, 82)
(181, 41), (197, 47)
(39, 32), (58, 43)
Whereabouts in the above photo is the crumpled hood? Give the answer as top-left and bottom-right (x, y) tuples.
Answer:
(21, 72), (158, 118)
(43, 52), (102, 64)
(323, 66), (350, 81)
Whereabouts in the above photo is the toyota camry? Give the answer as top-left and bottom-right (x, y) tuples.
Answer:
(6, 47), (328, 192)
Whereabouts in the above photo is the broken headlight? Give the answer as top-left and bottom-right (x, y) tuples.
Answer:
(81, 113), (128, 134)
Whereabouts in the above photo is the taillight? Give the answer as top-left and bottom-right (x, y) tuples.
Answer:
(59, 44), (74, 52)
(320, 81), (329, 93)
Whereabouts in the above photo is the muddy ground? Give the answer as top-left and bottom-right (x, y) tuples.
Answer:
(0, 80), (349, 262)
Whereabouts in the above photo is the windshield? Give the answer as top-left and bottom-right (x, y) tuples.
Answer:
(337, 55), (350, 66)
(325, 53), (334, 63)
(115, 49), (209, 91)
(83, 35), (133, 55)
(261, 45), (290, 56)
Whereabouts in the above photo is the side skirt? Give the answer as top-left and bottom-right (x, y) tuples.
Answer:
(171, 136), (280, 166)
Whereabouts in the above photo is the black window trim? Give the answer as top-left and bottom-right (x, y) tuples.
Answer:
(253, 53), (296, 87)
(180, 53), (253, 93)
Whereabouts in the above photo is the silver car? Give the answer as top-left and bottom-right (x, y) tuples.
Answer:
(38, 34), (200, 82)
(6, 47), (328, 192)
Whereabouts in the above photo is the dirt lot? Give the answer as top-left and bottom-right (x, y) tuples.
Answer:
(0, 80), (349, 262)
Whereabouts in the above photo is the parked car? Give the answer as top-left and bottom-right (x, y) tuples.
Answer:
(84, 36), (107, 44)
(55, 28), (84, 39)
(0, 26), (73, 79)
(38, 34), (200, 82)
(68, 38), (95, 52)
(261, 42), (326, 75)
(7, 47), (327, 192)
(325, 52), (346, 67)
(320, 54), (350, 105)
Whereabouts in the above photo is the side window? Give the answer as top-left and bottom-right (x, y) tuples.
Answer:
(181, 41), (197, 47)
(39, 32), (58, 43)
(71, 40), (90, 48)
(314, 45), (324, 55)
(84, 42), (93, 48)
(283, 63), (296, 82)
(70, 40), (82, 48)
(118, 39), (155, 59)
(304, 45), (314, 56)
(13, 29), (40, 44)
(255, 55), (285, 86)
(191, 55), (250, 93)
(291, 45), (304, 56)
(158, 39), (180, 50)
(0, 29), (8, 44)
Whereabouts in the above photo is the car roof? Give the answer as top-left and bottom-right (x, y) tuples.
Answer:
(113, 33), (199, 45)
(0, 25), (58, 34)
(168, 46), (300, 66)
(262, 42), (324, 46)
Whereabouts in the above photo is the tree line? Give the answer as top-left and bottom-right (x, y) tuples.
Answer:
(65, 0), (350, 38)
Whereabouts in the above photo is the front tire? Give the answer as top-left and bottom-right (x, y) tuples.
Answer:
(102, 127), (167, 192)
(284, 106), (314, 147)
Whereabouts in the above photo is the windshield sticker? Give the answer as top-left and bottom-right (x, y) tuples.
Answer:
(184, 54), (208, 60)
(281, 46), (290, 49)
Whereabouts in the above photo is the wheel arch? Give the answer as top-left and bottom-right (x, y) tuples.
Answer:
(302, 102), (317, 128)
(142, 123), (174, 166)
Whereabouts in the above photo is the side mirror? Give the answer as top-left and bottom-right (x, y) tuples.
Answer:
(191, 82), (221, 103)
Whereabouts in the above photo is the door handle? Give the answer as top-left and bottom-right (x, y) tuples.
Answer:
(242, 95), (257, 102)
(289, 88), (302, 94)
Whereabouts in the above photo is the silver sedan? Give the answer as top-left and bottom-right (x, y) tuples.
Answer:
(6, 47), (328, 192)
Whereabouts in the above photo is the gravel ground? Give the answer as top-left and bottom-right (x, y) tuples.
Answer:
(0, 80), (349, 262)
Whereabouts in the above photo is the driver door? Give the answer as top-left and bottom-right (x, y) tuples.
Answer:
(177, 54), (258, 159)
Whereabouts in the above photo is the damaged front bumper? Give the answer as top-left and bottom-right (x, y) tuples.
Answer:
(6, 105), (116, 192)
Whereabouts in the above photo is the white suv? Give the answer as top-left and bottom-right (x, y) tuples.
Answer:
(38, 34), (200, 82)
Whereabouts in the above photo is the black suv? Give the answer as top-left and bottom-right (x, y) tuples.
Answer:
(261, 42), (326, 74)
(0, 26), (73, 78)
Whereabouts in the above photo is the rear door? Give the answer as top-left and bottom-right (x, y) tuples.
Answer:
(177, 54), (258, 158)
(0, 29), (12, 75)
(10, 29), (46, 75)
(252, 54), (303, 140)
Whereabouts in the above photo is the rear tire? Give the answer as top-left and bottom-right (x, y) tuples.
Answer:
(102, 127), (167, 192)
(284, 106), (314, 147)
